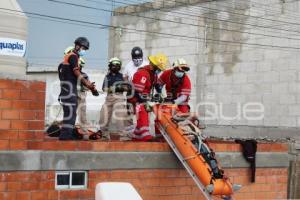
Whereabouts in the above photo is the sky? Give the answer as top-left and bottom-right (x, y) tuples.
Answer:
(16, 0), (144, 69)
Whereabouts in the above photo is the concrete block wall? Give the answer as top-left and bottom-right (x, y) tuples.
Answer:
(109, 0), (300, 140)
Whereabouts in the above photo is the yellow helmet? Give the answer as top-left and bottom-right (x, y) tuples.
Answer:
(148, 53), (169, 71)
(173, 58), (189, 71)
(64, 46), (74, 55)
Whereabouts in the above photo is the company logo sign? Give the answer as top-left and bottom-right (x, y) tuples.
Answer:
(0, 37), (26, 57)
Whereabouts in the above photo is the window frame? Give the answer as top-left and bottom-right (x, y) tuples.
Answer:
(55, 171), (87, 190)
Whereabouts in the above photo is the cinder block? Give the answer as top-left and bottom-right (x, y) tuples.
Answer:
(263, 116), (280, 127)
(272, 105), (288, 117)
(206, 75), (219, 84)
(233, 73), (247, 84)
(263, 71), (279, 83)
(280, 70), (297, 82)
(280, 116), (297, 127)
(241, 84), (256, 94)
(231, 95), (245, 103)
(239, 62), (257, 73)
(289, 83), (300, 94)
(247, 73), (264, 83)
(218, 95), (232, 104)
(257, 62), (272, 72)
(219, 75), (233, 84)
(272, 83), (289, 94)
(280, 94), (296, 105)
(289, 105), (300, 116)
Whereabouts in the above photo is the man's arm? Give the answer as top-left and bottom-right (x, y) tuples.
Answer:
(69, 55), (96, 91)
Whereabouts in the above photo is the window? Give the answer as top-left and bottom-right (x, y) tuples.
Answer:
(55, 171), (87, 190)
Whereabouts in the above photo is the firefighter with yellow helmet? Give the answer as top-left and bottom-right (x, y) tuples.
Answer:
(130, 53), (169, 141)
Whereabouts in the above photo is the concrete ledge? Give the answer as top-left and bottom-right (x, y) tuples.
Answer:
(203, 125), (300, 141)
(113, 0), (212, 15)
(0, 151), (289, 171)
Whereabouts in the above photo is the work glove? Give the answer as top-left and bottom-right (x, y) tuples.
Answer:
(144, 102), (153, 112)
(151, 94), (163, 103)
(91, 89), (99, 96)
(115, 84), (125, 93)
(107, 86), (116, 93)
(163, 97), (175, 104)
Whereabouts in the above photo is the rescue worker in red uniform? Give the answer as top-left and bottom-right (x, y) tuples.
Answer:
(131, 53), (169, 141)
(154, 58), (191, 138)
(157, 58), (191, 113)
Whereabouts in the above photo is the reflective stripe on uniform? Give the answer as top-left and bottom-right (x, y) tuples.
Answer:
(130, 131), (152, 139)
(133, 126), (150, 134)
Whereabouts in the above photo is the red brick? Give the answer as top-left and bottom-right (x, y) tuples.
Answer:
(1, 192), (16, 200)
(59, 141), (78, 150)
(270, 143), (288, 152)
(78, 189), (94, 199)
(31, 191), (47, 200)
(11, 100), (30, 110)
(0, 130), (18, 140)
(0, 140), (9, 150)
(78, 141), (93, 150)
(257, 143), (271, 152)
(2, 89), (20, 99)
(22, 182), (39, 191)
(27, 141), (42, 150)
(93, 142), (110, 151)
(29, 101), (45, 110)
(18, 131), (36, 140)
(19, 111), (37, 120)
(46, 171), (55, 180)
(0, 89), (2, 98)
(60, 190), (80, 199)
(20, 91), (37, 100)
(0, 182), (6, 191)
(1, 110), (19, 120)
(9, 141), (28, 150)
(34, 131), (45, 140)
(38, 181), (54, 190)
(28, 121), (44, 130)
(36, 111), (45, 120)
(0, 100), (11, 109)
(16, 192), (30, 200)
(30, 82), (46, 91)
(0, 120), (10, 129)
(7, 182), (22, 191)
(42, 141), (61, 150)
(0, 173), (31, 182)
(11, 120), (28, 130)
(278, 176), (288, 183)
(36, 92), (45, 101)
(47, 191), (58, 200)
(0, 79), (12, 89)
(12, 80), (30, 90)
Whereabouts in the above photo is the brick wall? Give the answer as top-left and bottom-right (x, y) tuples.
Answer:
(0, 79), (46, 148)
(0, 139), (289, 200)
(0, 168), (288, 200)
